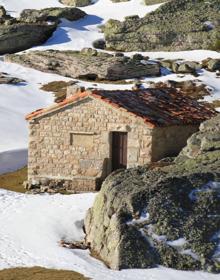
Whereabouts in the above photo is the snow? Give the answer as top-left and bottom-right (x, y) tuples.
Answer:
(181, 250), (199, 261)
(198, 70), (220, 103)
(0, 0), (219, 278)
(0, 61), (61, 153)
(31, 0), (161, 52)
(0, 0), (64, 17)
(0, 189), (219, 280)
(189, 181), (220, 201)
(127, 209), (150, 225)
(167, 238), (186, 247)
(213, 231), (220, 260)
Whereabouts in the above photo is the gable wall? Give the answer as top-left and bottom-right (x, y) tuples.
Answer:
(151, 125), (199, 162)
(28, 97), (153, 191)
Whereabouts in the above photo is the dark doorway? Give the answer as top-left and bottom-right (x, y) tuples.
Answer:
(111, 132), (128, 171)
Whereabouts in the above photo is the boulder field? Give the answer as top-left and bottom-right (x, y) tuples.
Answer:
(84, 114), (220, 272)
(0, 6), (86, 54)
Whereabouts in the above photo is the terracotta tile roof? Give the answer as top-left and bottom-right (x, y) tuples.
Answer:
(26, 88), (216, 127)
(26, 91), (90, 120)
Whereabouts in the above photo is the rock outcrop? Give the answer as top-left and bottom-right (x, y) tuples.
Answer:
(59, 0), (93, 7)
(0, 73), (25, 84)
(144, 0), (167, 4)
(0, 22), (57, 55)
(84, 114), (220, 272)
(103, 0), (220, 51)
(19, 7), (86, 22)
(202, 58), (220, 72)
(0, 7), (86, 54)
(6, 49), (161, 81)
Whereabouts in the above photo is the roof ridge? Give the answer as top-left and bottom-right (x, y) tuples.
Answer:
(25, 88), (217, 126)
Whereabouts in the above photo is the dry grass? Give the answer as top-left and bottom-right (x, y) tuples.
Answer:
(210, 99), (220, 109)
(0, 267), (89, 280)
(40, 81), (74, 103)
(0, 167), (27, 193)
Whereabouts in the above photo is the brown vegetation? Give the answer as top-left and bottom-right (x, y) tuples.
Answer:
(0, 267), (89, 280)
(0, 167), (27, 193)
(40, 81), (75, 102)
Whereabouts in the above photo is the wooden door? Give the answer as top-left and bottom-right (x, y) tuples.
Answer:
(112, 132), (127, 171)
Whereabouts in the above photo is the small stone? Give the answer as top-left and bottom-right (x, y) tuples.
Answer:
(40, 186), (49, 192)
(114, 52), (124, 57)
(207, 59), (220, 72)
(92, 39), (106, 50)
(132, 54), (144, 61)
(80, 48), (98, 56)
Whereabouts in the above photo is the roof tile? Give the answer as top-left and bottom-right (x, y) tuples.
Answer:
(26, 88), (217, 127)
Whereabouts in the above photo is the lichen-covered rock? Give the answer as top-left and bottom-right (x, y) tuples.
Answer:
(59, 0), (92, 7)
(110, 0), (130, 2)
(104, 0), (220, 51)
(144, 0), (167, 4)
(0, 72), (25, 84)
(202, 58), (220, 72)
(0, 22), (57, 55)
(0, 6), (86, 54)
(6, 49), (161, 81)
(84, 114), (220, 272)
(92, 38), (106, 50)
(160, 60), (202, 74)
(19, 7), (86, 22)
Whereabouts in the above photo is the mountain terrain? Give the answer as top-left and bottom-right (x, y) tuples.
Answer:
(0, 0), (219, 280)
(104, 0), (220, 51)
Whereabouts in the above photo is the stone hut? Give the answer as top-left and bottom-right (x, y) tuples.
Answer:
(26, 88), (216, 192)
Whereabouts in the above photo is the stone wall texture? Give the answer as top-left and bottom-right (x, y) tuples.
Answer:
(28, 97), (199, 192)
(28, 97), (153, 192)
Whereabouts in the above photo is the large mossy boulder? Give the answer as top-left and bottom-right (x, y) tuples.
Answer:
(84, 114), (220, 272)
(0, 7), (86, 55)
(0, 22), (57, 55)
(19, 7), (86, 22)
(103, 0), (220, 51)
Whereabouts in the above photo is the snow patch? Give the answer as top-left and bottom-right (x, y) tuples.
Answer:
(189, 181), (220, 201)
(0, 190), (219, 279)
(127, 209), (150, 225)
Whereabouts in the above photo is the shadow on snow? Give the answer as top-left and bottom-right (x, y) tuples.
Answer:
(44, 14), (103, 46)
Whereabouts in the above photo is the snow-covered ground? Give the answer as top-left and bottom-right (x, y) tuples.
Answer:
(0, 61), (58, 153)
(0, 1), (219, 278)
(0, 189), (219, 280)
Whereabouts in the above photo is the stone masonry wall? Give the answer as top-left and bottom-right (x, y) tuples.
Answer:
(28, 97), (153, 192)
(151, 125), (199, 162)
